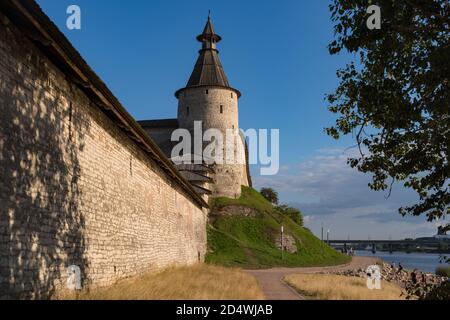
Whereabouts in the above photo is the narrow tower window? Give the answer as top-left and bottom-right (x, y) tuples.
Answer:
(69, 102), (73, 122)
(220, 105), (223, 114)
(206, 89), (209, 95)
(130, 155), (133, 176)
(187, 106), (190, 116)
(231, 92), (234, 98)
(68, 102), (73, 141)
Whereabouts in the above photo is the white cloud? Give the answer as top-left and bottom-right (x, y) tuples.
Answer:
(253, 148), (437, 239)
(303, 215), (316, 223)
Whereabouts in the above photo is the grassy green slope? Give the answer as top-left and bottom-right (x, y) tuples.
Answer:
(206, 187), (351, 269)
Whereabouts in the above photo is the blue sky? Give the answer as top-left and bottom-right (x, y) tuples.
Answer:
(36, 0), (440, 239)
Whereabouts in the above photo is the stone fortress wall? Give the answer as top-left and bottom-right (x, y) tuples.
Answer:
(0, 8), (207, 299)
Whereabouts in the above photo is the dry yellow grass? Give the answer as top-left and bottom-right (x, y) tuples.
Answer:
(284, 274), (405, 300)
(63, 264), (264, 300)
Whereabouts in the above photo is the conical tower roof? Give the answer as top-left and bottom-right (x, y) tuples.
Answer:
(176, 15), (240, 98)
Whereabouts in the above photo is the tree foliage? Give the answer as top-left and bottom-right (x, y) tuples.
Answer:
(260, 187), (279, 205)
(276, 205), (304, 226)
(327, 0), (450, 225)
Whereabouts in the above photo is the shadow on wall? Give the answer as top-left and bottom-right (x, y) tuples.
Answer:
(0, 50), (89, 299)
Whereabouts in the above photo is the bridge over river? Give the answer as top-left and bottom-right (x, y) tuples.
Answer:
(327, 239), (449, 254)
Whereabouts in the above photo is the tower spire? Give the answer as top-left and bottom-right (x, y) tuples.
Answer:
(196, 14), (221, 44)
(175, 15), (240, 98)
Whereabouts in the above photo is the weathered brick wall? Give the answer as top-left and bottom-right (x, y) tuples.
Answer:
(0, 12), (207, 299)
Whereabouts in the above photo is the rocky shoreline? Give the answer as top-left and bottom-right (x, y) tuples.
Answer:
(334, 262), (444, 283)
(329, 260), (448, 299)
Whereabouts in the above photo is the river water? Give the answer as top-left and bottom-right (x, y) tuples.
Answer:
(355, 250), (448, 273)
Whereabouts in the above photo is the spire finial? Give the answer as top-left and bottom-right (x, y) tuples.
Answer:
(208, 9), (211, 19)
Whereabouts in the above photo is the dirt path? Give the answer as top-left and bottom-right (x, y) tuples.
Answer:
(246, 256), (379, 300)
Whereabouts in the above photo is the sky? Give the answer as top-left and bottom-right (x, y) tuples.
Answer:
(36, 0), (441, 240)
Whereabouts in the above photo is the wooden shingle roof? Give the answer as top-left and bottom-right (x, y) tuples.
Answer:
(176, 16), (241, 98)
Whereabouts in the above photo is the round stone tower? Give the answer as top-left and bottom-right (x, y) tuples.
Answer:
(175, 15), (249, 199)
